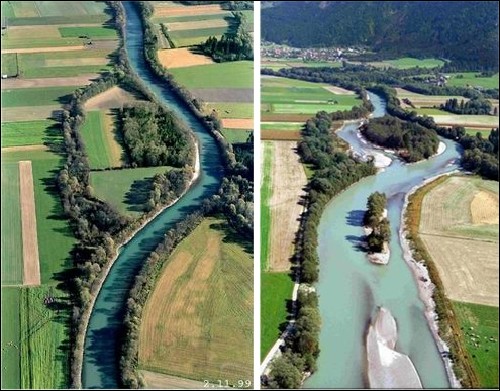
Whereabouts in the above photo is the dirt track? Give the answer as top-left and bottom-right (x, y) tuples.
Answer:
(19, 161), (41, 286)
(1, 75), (97, 89)
(157, 48), (214, 69)
(268, 141), (307, 271)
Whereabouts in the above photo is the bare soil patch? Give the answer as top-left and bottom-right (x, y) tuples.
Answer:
(268, 141), (307, 271)
(141, 371), (207, 389)
(261, 130), (301, 141)
(2, 145), (48, 153)
(323, 85), (356, 95)
(157, 48), (214, 69)
(154, 4), (224, 17)
(471, 191), (499, 225)
(84, 86), (142, 110)
(1, 106), (61, 121)
(1, 75), (97, 89)
(19, 161), (40, 286)
(221, 118), (253, 129)
(2, 45), (85, 54)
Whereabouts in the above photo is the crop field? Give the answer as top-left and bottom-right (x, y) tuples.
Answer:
(206, 102), (253, 119)
(268, 141), (307, 271)
(1, 162), (23, 285)
(8, 1), (107, 18)
(84, 85), (143, 110)
(261, 272), (294, 360)
(141, 371), (208, 389)
(20, 286), (70, 389)
(261, 122), (304, 131)
(466, 128), (494, 136)
(395, 88), (468, 108)
(1, 53), (19, 77)
(445, 72), (499, 90)
(1, 120), (61, 148)
(383, 57), (444, 69)
(139, 218), (253, 385)
(157, 48), (214, 69)
(261, 76), (360, 132)
(1, 288), (21, 389)
(58, 26), (118, 39)
(2, 150), (75, 285)
(169, 61), (253, 89)
(1, 86), (79, 107)
(261, 141), (273, 270)
(419, 176), (499, 306)
(220, 129), (252, 144)
(452, 301), (499, 388)
(80, 110), (124, 169)
(430, 114), (498, 128)
(89, 166), (174, 218)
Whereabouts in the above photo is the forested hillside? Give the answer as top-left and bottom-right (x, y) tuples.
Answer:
(262, 1), (499, 70)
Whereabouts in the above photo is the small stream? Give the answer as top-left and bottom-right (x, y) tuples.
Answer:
(304, 92), (461, 388)
(81, 3), (223, 388)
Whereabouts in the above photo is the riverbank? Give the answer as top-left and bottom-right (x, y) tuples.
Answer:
(400, 170), (469, 389)
(77, 143), (200, 388)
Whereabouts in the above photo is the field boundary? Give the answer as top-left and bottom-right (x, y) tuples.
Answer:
(19, 161), (41, 286)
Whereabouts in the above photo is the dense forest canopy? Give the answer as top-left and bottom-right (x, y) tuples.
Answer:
(262, 1), (499, 71)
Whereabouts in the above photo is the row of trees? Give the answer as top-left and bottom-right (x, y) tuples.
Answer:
(360, 115), (439, 162)
(440, 97), (494, 115)
(364, 192), (390, 253)
(199, 12), (253, 62)
(120, 102), (194, 167)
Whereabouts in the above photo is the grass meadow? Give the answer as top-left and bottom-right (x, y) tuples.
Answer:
(445, 72), (499, 90)
(220, 129), (252, 144)
(1, 288), (21, 389)
(261, 141), (273, 271)
(1, 120), (61, 147)
(1, 87), (78, 107)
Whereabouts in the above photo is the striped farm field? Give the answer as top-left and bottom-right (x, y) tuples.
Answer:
(139, 218), (253, 385)
(1, 120), (61, 148)
(261, 122), (304, 131)
(1, 288), (22, 389)
(1, 86), (78, 107)
(8, 1), (108, 18)
(261, 141), (273, 270)
(58, 26), (118, 39)
(89, 166), (174, 217)
(80, 110), (124, 169)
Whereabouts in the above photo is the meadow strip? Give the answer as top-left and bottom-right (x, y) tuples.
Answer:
(2, 45), (85, 54)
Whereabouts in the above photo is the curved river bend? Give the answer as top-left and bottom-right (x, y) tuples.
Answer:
(305, 92), (461, 388)
(82, 3), (223, 388)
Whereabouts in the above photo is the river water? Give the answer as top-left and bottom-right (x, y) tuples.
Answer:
(81, 3), (223, 388)
(304, 92), (461, 388)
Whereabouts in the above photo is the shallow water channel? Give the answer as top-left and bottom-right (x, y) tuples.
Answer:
(304, 92), (461, 388)
(81, 3), (223, 388)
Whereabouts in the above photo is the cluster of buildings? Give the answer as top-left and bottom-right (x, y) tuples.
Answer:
(261, 41), (365, 62)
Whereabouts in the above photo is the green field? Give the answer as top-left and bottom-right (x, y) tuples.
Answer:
(206, 102), (253, 119)
(261, 142), (272, 270)
(453, 301), (499, 388)
(151, 13), (230, 24)
(466, 128), (494, 136)
(1, 120), (61, 147)
(414, 107), (448, 116)
(1, 288), (21, 389)
(20, 286), (70, 389)
(261, 272), (294, 360)
(445, 73), (499, 90)
(0, 161), (23, 285)
(58, 26), (118, 39)
(221, 129), (252, 144)
(262, 59), (342, 71)
(80, 111), (123, 169)
(1, 53), (19, 77)
(2, 150), (75, 285)
(261, 122), (303, 131)
(89, 166), (174, 217)
(139, 218), (253, 384)
(170, 61), (253, 89)
(1, 86), (79, 108)
(384, 57), (444, 69)
(169, 26), (234, 47)
(9, 1), (107, 17)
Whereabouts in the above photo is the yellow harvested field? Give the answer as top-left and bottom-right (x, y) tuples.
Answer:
(395, 88), (469, 108)
(19, 161), (41, 286)
(166, 19), (229, 31)
(221, 118), (254, 129)
(84, 86), (142, 110)
(102, 110), (123, 167)
(141, 371), (208, 389)
(471, 191), (499, 225)
(157, 48), (214, 69)
(154, 4), (224, 17)
(6, 25), (60, 39)
(431, 115), (499, 128)
(323, 85), (356, 95)
(2, 145), (48, 153)
(419, 176), (499, 306)
(1, 45), (85, 54)
(1, 106), (62, 122)
(268, 141), (307, 271)
(1, 75), (96, 89)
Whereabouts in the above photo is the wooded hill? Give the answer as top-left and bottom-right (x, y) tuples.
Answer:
(262, 1), (499, 71)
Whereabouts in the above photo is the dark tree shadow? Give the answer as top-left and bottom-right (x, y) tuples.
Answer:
(346, 209), (365, 227)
